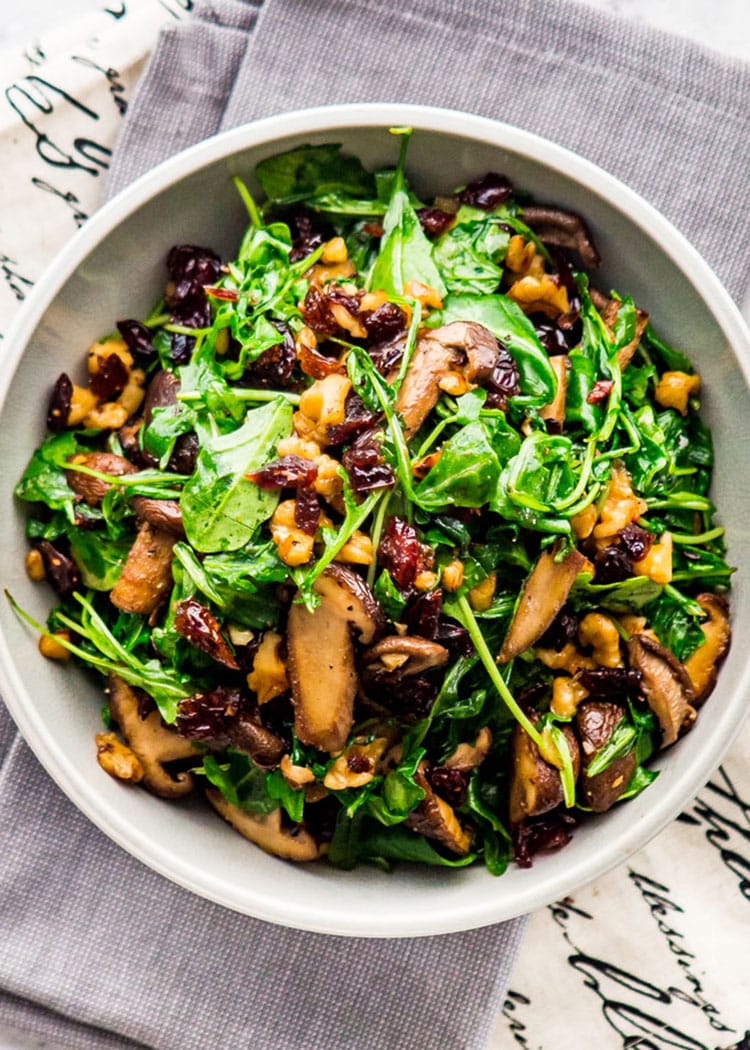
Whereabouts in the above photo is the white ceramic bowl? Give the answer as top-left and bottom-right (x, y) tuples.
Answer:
(1, 104), (749, 938)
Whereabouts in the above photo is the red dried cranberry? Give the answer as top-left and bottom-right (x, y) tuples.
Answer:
(204, 286), (239, 302)
(37, 540), (80, 597)
(364, 671), (439, 721)
(416, 207), (455, 238)
(243, 329), (296, 389)
(367, 334), (405, 376)
(577, 666), (643, 700)
(405, 589), (442, 639)
(458, 173), (513, 211)
(165, 244), (222, 329)
(297, 338), (345, 380)
(532, 316), (576, 355)
(377, 516), (421, 590)
(116, 319), (156, 363)
(342, 431), (395, 494)
(300, 286), (338, 335)
(176, 685), (241, 740)
(90, 353), (128, 402)
(512, 807), (576, 868)
(347, 752), (373, 775)
(174, 598), (239, 669)
(170, 332), (195, 365)
(247, 455), (318, 489)
(587, 379), (614, 404)
(428, 766), (469, 807)
(594, 545), (633, 583)
(167, 433), (198, 475)
(549, 247), (582, 318)
(47, 373), (72, 432)
(435, 619), (474, 657)
(484, 343), (520, 407)
(362, 302), (406, 345)
(327, 392), (380, 446)
(294, 486), (320, 535)
(619, 523), (653, 563)
(289, 208), (329, 263)
(538, 611), (579, 652)
(327, 286), (363, 316)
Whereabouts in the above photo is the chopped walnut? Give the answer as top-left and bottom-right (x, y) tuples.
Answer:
(654, 371), (700, 415)
(578, 612), (623, 668)
(593, 462), (647, 542)
(323, 737), (390, 791)
(247, 630), (289, 704)
(634, 531), (673, 586)
(550, 676), (590, 718)
(270, 499), (316, 565)
(468, 572), (496, 611)
(95, 732), (144, 783)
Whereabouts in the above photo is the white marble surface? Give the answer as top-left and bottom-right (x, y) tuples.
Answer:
(0, 1), (749, 1049)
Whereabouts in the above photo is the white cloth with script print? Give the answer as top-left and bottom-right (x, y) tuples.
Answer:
(0, 3), (748, 1049)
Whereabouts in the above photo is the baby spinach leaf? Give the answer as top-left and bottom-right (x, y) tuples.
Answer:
(414, 421), (501, 510)
(202, 752), (277, 813)
(570, 573), (663, 613)
(68, 530), (131, 591)
(643, 324), (693, 374)
(356, 823), (476, 867)
(432, 217), (508, 295)
(15, 431), (79, 516)
(255, 143), (375, 207)
(435, 293), (556, 405)
(644, 590), (707, 661)
(181, 397), (293, 552)
(373, 569), (408, 622)
(142, 403), (196, 468)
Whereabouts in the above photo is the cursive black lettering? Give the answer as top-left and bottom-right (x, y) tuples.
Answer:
(71, 56), (127, 116)
(31, 178), (88, 228)
(5, 76), (104, 176)
(501, 990), (534, 1049)
(0, 253), (34, 301)
(104, 2), (127, 17)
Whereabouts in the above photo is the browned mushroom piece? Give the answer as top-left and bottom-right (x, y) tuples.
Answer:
(395, 321), (499, 438)
(287, 565), (384, 753)
(497, 545), (589, 663)
(142, 368), (180, 424)
(521, 204), (601, 270)
(65, 452), (136, 506)
(131, 496), (185, 537)
(444, 726), (492, 772)
(508, 723), (581, 824)
(207, 790), (320, 861)
(627, 634), (696, 747)
(109, 521), (176, 615)
(363, 635), (449, 678)
(228, 713), (285, 769)
(683, 593), (731, 706)
(576, 701), (636, 812)
(405, 763), (473, 856)
(539, 355), (569, 430)
(591, 291), (649, 370)
(107, 674), (195, 798)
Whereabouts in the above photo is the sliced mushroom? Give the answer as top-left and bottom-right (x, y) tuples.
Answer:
(143, 368), (179, 424)
(363, 635), (449, 678)
(521, 205), (600, 269)
(498, 545), (589, 663)
(207, 790), (319, 861)
(627, 634), (696, 747)
(539, 355), (569, 430)
(110, 521), (176, 615)
(65, 452), (136, 506)
(576, 701), (636, 812)
(444, 726), (492, 772)
(683, 593), (731, 706)
(395, 321), (499, 438)
(107, 674), (195, 798)
(228, 713), (285, 769)
(287, 565), (384, 752)
(508, 723), (580, 824)
(405, 763), (472, 855)
(131, 496), (185, 536)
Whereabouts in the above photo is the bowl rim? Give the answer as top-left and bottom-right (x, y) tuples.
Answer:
(2, 102), (750, 937)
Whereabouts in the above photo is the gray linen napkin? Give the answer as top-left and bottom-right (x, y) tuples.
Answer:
(2, 1), (750, 1048)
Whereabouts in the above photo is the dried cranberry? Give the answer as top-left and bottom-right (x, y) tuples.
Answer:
(243, 330), (296, 389)
(294, 486), (320, 535)
(37, 540), (79, 597)
(549, 247), (582, 319)
(300, 286), (338, 336)
(362, 302), (407, 345)
(47, 373), (72, 432)
(347, 752), (373, 775)
(512, 807), (576, 868)
(165, 244), (222, 329)
(365, 671), (439, 721)
(176, 685), (241, 740)
(116, 319), (156, 363)
(458, 172), (513, 211)
(204, 286), (238, 302)
(538, 611), (579, 652)
(327, 286), (363, 316)
(289, 208), (329, 263)
(428, 766), (469, 807)
(484, 342), (520, 407)
(367, 334), (405, 376)
(342, 431), (395, 494)
(167, 433), (198, 475)
(435, 619), (474, 658)
(377, 516), (422, 590)
(170, 332), (195, 365)
(587, 379), (614, 404)
(297, 337), (345, 380)
(416, 207), (455, 238)
(533, 317), (574, 356)
(578, 666), (643, 701)
(619, 523), (653, 563)
(247, 456), (318, 489)
(174, 598), (239, 669)
(405, 589), (442, 639)
(594, 545), (633, 583)
(327, 392), (380, 446)
(90, 353), (128, 403)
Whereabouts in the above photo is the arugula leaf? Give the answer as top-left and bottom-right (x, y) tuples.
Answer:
(435, 293), (556, 405)
(432, 216), (509, 295)
(367, 130), (446, 298)
(373, 569), (408, 621)
(644, 590), (707, 661)
(181, 397), (293, 552)
(141, 403), (196, 468)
